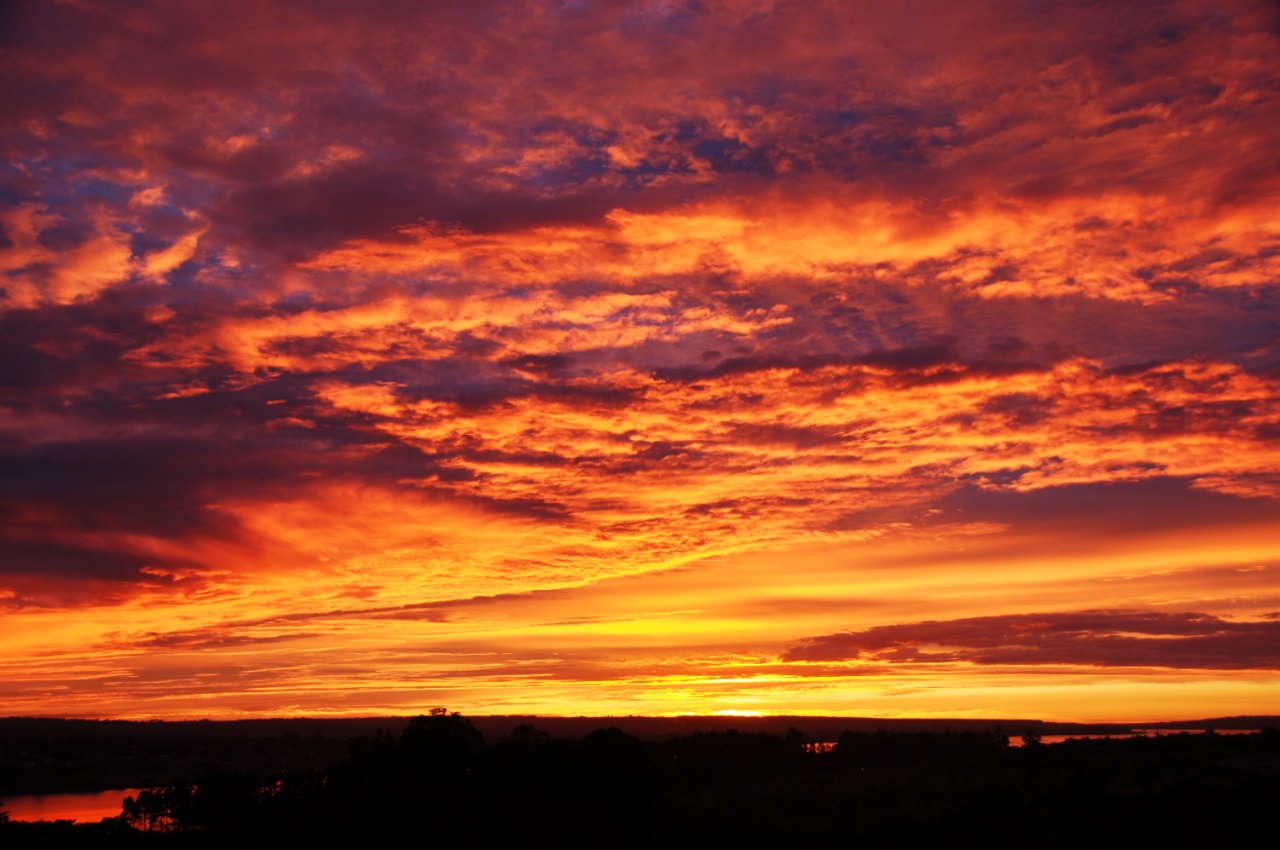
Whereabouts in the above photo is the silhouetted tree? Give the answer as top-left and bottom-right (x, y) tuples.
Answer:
(785, 726), (810, 753)
(121, 786), (184, 832)
(400, 709), (485, 764)
(503, 723), (550, 749)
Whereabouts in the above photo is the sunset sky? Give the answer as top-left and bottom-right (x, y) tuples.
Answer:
(2, 0), (1279, 722)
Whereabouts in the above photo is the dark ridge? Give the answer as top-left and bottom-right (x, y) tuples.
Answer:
(3, 712), (1278, 846)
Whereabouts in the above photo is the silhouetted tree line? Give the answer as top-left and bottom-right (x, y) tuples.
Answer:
(0, 719), (355, 795)
(3, 716), (1278, 847)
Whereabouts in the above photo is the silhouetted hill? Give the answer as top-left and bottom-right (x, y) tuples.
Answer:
(3, 714), (1277, 847)
(5, 713), (1276, 796)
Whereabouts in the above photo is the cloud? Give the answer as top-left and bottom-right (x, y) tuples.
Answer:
(1, 0), (1278, 718)
(782, 610), (1280, 669)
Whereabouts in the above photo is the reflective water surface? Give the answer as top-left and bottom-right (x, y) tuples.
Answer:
(2, 788), (142, 823)
(1010, 729), (1258, 747)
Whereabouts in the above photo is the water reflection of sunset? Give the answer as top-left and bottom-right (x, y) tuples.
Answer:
(1, 0), (1278, 723)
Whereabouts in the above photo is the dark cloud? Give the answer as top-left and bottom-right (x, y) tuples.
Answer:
(724, 422), (850, 451)
(783, 610), (1280, 669)
(937, 478), (1280, 538)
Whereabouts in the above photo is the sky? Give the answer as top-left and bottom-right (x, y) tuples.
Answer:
(1, 0), (1279, 723)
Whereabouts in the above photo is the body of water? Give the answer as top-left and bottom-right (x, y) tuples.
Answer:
(1, 729), (1261, 820)
(2, 788), (141, 823)
(1009, 729), (1259, 747)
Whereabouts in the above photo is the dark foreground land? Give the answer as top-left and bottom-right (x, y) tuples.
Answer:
(3, 713), (1278, 847)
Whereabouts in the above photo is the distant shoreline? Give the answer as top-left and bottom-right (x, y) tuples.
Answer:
(4, 712), (1276, 743)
